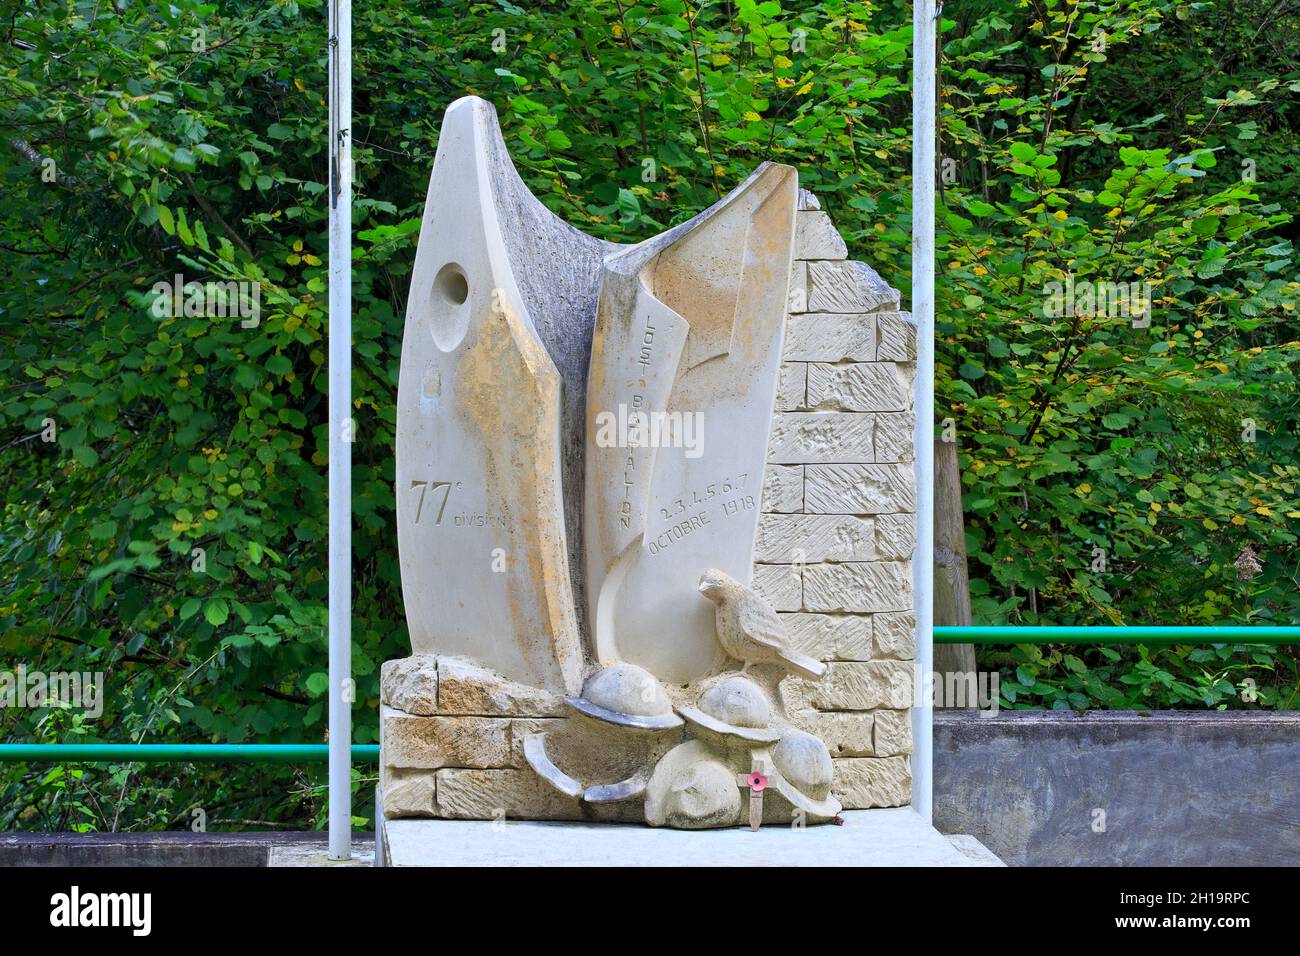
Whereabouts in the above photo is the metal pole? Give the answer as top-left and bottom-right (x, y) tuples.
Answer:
(327, 0), (353, 861)
(911, 0), (938, 824)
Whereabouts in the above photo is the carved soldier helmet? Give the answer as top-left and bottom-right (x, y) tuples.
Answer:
(677, 675), (782, 745)
(564, 663), (683, 731)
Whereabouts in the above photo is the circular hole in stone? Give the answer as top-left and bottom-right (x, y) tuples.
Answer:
(434, 263), (469, 306)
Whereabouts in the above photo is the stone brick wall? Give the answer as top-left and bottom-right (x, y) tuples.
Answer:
(752, 188), (916, 809)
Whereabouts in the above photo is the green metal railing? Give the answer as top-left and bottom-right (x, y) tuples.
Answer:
(936, 625), (1300, 644)
(0, 744), (379, 763)
(2, 626), (1294, 764)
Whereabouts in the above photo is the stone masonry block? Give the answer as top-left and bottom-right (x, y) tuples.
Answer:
(437, 656), (566, 717)
(794, 211), (849, 260)
(768, 412), (874, 464)
(834, 756), (911, 808)
(873, 708), (912, 756)
(806, 661), (915, 711)
(874, 411), (915, 463)
(380, 768), (437, 819)
(381, 654), (439, 715)
(804, 464), (916, 515)
(434, 768), (582, 821)
(777, 612), (872, 661)
(761, 464), (804, 513)
(876, 311), (917, 361)
(751, 564), (802, 611)
(807, 362), (910, 412)
(755, 513), (875, 563)
(803, 561), (913, 613)
(808, 260), (899, 313)
(382, 708), (512, 770)
(799, 710), (876, 757)
(784, 313), (875, 362)
(875, 513), (916, 560)
(872, 611), (916, 660)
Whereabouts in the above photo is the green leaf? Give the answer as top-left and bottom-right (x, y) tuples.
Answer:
(1008, 141), (1037, 163)
(204, 599), (229, 627)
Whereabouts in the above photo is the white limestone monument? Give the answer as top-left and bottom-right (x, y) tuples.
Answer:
(382, 97), (917, 832)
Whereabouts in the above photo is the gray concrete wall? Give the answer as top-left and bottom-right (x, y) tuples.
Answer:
(934, 711), (1300, 866)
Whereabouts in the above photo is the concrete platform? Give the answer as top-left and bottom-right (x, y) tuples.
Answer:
(935, 710), (1300, 866)
(380, 808), (1001, 867)
(0, 832), (375, 867)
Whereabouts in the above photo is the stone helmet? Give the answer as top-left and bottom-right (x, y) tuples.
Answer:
(678, 675), (781, 744)
(565, 662), (683, 731)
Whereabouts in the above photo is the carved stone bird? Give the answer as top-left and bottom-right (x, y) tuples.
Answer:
(697, 568), (827, 681)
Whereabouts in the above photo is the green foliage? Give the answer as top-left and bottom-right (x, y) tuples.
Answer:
(936, 0), (1300, 708)
(0, 0), (1296, 829)
(0, 0), (914, 830)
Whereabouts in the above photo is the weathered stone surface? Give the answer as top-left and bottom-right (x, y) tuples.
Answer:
(435, 768), (583, 820)
(436, 656), (566, 717)
(761, 464), (804, 513)
(794, 211), (848, 260)
(586, 164), (798, 684)
(803, 561), (913, 613)
(506, 718), (568, 769)
(797, 187), (821, 211)
(875, 513), (916, 560)
(380, 655), (439, 715)
(874, 708), (912, 756)
(752, 564), (801, 611)
(776, 362), (807, 411)
(873, 611), (916, 660)
(784, 313), (875, 362)
(826, 713), (877, 757)
(787, 261), (808, 313)
(807, 362), (909, 412)
(397, 100), (590, 695)
(874, 411), (915, 463)
(834, 756), (911, 808)
(804, 464), (916, 515)
(512, 716), (675, 792)
(383, 708), (512, 769)
(876, 311), (917, 361)
(381, 769), (437, 819)
(755, 513), (875, 564)
(804, 661), (915, 710)
(808, 260), (899, 313)
(644, 740), (742, 829)
(778, 612), (872, 660)
(793, 710), (875, 757)
(768, 412), (874, 464)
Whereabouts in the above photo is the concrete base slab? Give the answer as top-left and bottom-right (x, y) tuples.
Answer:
(268, 842), (375, 867)
(380, 808), (1001, 867)
(946, 833), (1007, 866)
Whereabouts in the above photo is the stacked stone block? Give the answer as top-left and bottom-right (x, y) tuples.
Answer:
(753, 188), (917, 809)
(379, 655), (648, 821)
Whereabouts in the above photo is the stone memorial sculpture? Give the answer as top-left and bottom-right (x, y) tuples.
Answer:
(381, 96), (917, 831)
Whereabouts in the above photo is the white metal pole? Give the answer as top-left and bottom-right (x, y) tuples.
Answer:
(327, 0), (353, 861)
(911, 0), (937, 823)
